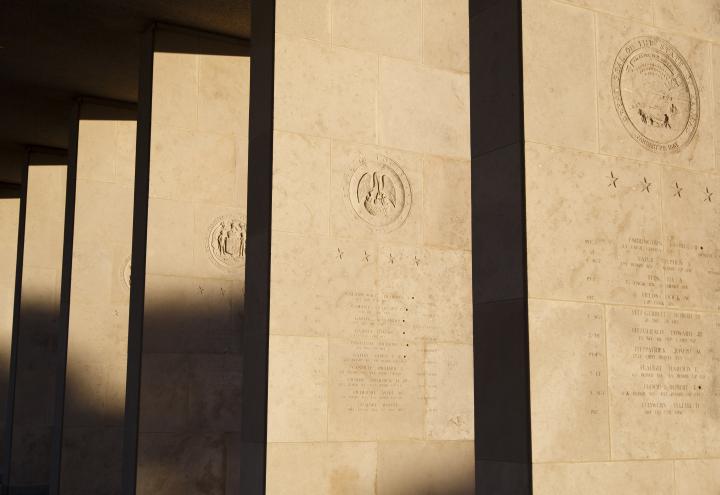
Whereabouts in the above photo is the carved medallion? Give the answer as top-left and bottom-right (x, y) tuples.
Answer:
(349, 155), (411, 231)
(612, 36), (699, 153)
(121, 257), (131, 290)
(207, 216), (246, 269)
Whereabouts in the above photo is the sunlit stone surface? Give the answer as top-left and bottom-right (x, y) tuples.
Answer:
(9, 152), (67, 487)
(0, 185), (20, 474)
(266, 1), (474, 493)
(135, 28), (249, 495)
(60, 102), (136, 494)
(524, 0), (720, 492)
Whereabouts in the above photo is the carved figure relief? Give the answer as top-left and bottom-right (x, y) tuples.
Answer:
(612, 36), (699, 153)
(349, 155), (411, 232)
(208, 216), (246, 269)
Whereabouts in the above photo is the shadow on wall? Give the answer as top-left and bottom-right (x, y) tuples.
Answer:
(4, 292), (477, 495)
(3, 289), (245, 495)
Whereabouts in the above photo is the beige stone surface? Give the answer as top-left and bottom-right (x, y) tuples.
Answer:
(675, 459), (720, 494)
(11, 157), (66, 485)
(376, 441), (474, 495)
(532, 461), (674, 495)
(422, 0), (469, 72)
(268, 233), (376, 338)
(268, 0), (473, 486)
(379, 57), (470, 159)
(269, 233), (472, 344)
(332, 0), (421, 61)
(654, 0), (720, 41)
(422, 155), (471, 250)
(276, 0), (330, 43)
(560, 0), (653, 22)
(424, 343), (474, 440)
(274, 35), (378, 143)
(660, 168), (720, 311)
(522, 0), (597, 152)
(715, 44), (720, 172)
(529, 299), (610, 463)
(23, 165), (67, 269)
(137, 35), (249, 492)
(61, 110), (137, 492)
(198, 54), (250, 136)
(0, 196), (19, 468)
(606, 307), (720, 459)
(266, 442), (377, 495)
(152, 51), (198, 131)
(272, 131), (331, 235)
(526, 143), (664, 305)
(328, 338), (425, 441)
(596, 15), (714, 170)
(267, 336), (328, 442)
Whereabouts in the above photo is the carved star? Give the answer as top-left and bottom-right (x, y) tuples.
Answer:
(363, 250), (370, 263)
(705, 187), (714, 203)
(389, 253), (395, 264)
(673, 181), (683, 198)
(641, 177), (652, 193)
(337, 248), (344, 260)
(607, 171), (619, 188)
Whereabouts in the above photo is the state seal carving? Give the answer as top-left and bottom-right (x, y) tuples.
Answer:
(612, 36), (699, 153)
(349, 155), (411, 232)
(207, 216), (246, 269)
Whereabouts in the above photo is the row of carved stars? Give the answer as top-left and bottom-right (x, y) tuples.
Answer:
(607, 171), (714, 202)
(337, 248), (422, 266)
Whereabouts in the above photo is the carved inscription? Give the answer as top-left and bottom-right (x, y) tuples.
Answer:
(349, 155), (412, 232)
(612, 36), (700, 153)
(207, 216), (246, 269)
(607, 307), (720, 457)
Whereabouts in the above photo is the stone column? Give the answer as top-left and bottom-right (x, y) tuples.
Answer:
(0, 179), (21, 481)
(7, 150), (67, 489)
(521, 0), (720, 493)
(58, 100), (136, 494)
(262, 1), (474, 493)
(130, 26), (250, 494)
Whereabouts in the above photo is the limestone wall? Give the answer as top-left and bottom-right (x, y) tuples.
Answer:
(9, 153), (66, 486)
(266, 1), (474, 493)
(134, 29), (249, 494)
(59, 102), (136, 494)
(523, 0), (720, 492)
(0, 187), (20, 474)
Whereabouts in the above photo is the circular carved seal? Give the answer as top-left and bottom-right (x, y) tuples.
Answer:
(612, 36), (699, 153)
(120, 257), (131, 290)
(349, 155), (412, 232)
(207, 216), (246, 269)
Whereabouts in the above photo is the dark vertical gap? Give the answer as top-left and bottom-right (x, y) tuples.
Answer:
(470, 0), (533, 493)
(238, 0), (276, 493)
(0, 153), (29, 495)
(48, 101), (80, 495)
(121, 25), (155, 495)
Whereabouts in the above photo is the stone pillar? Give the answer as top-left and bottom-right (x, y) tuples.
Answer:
(7, 151), (67, 489)
(131, 26), (249, 494)
(522, 0), (720, 493)
(262, 1), (474, 493)
(58, 100), (136, 494)
(0, 179), (21, 482)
